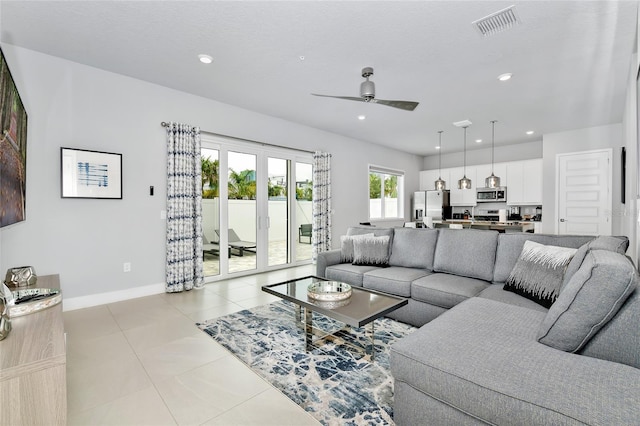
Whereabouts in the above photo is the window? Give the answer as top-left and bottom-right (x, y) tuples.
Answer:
(369, 165), (404, 220)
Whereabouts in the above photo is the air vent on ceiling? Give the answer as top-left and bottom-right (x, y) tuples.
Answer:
(472, 5), (521, 37)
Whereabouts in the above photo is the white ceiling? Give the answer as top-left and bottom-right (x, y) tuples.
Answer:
(1, 1), (637, 156)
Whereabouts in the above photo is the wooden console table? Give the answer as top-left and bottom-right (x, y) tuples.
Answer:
(0, 274), (66, 425)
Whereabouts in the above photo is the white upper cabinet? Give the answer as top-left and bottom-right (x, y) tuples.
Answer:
(506, 159), (542, 205)
(420, 159), (541, 207)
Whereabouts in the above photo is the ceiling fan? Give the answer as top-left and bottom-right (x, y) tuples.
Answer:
(312, 67), (419, 111)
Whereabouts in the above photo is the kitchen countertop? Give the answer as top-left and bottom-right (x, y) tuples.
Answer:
(432, 220), (535, 232)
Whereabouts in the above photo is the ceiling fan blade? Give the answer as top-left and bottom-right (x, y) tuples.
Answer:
(311, 94), (367, 103)
(373, 99), (419, 111)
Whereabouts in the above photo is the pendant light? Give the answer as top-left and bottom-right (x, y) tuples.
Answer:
(485, 120), (501, 188)
(458, 126), (472, 189)
(434, 130), (446, 190)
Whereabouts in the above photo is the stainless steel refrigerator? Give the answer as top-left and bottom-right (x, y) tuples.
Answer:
(412, 190), (451, 221)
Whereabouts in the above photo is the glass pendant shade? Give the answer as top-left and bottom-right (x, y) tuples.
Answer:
(485, 173), (501, 188)
(458, 126), (472, 189)
(458, 175), (472, 189)
(485, 120), (501, 188)
(434, 130), (446, 190)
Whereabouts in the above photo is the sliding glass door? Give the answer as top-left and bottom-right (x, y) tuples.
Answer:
(201, 137), (312, 279)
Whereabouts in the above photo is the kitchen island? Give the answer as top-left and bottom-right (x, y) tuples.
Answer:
(433, 220), (535, 233)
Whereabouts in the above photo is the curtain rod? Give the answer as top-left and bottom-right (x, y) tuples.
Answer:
(160, 122), (315, 155)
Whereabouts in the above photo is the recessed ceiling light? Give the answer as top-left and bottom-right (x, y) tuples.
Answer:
(497, 73), (512, 81)
(435, 146), (441, 150)
(475, 139), (482, 143)
(198, 54), (213, 64)
(358, 115), (366, 120)
(526, 130), (534, 135)
(299, 55), (306, 61)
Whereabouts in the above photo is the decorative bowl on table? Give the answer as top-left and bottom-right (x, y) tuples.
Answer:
(307, 281), (352, 301)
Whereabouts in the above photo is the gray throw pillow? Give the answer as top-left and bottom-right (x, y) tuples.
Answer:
(537, 250), (638, 352)
(561, 236), (630, 292)
(353, 235), (390, 267)
(340, 233), (374, 263)
(503, 240), (576, 308)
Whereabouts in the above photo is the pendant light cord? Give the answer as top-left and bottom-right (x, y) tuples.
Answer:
(490, 120), (497, 174)
(438, 130), (443, 177)
(463, 126), (467, 176)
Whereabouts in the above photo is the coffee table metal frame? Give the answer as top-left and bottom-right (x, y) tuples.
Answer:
(262, 275), (408, 360)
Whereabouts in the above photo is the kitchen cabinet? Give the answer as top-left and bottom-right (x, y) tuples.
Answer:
(506, 159), (542, 205)
(449, 166), (477, 206)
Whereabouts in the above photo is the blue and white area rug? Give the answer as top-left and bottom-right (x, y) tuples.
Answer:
(197, 300), (416, 425)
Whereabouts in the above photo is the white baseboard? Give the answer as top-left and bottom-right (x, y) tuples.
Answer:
(62, 282), (166, 312)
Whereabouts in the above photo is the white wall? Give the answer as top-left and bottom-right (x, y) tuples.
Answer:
(0, 44), (423, 300)
(541, 124), (624, 235)
(422, 140), (543, 170)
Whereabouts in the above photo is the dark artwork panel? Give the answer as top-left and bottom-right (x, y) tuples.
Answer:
(0, 49), (28, 227)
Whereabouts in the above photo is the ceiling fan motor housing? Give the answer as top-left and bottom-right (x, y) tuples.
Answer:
(360, 80), (375, 100)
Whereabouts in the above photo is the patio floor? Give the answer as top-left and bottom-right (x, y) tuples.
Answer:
(204, 239), (312, 276)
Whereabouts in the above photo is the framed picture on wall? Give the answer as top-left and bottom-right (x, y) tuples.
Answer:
(60, 147), (122, 199)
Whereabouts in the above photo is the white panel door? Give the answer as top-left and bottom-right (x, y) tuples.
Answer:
(557, 150), (611, 235)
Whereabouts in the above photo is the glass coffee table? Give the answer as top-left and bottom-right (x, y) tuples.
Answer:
(262, 276), (408, 360)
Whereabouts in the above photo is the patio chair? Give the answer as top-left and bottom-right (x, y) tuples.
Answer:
(202, 235), (222, 257)
(299, 224), (312, 244)
(216, 229), (256, 257)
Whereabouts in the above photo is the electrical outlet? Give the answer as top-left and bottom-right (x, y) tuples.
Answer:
(123, 262), (131, 272)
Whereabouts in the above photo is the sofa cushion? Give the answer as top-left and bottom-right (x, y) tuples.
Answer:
(411, 273), (489, 309)
(561, 235), (630, 292)
(352, 235), (390, 266)
(390, 297), (640, 425)
(477, 284), (548, 312)
(537, 250), (638, 352)
(433, 229), (499, 282)
(493, 233), (594, 284)
(325, 264), (379, 287)
(389, 228), (439, 270)
(503, 241), (576, 308)
(580, 289), (640, 368)
(339, 233), (373, 263)
(363, 267), (430, 298)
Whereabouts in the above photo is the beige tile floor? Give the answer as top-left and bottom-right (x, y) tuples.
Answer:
(64, 265), (321, 426)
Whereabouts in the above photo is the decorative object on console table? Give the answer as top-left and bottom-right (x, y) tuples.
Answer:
(4, 266), (37, 288)
(0, 282), (12, 340)
(60, 147), (122, 199)
(485, 120), (502, 188)
(434, 130), (446, 190)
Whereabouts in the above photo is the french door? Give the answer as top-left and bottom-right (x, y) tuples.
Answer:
(201, 135), (312, 279)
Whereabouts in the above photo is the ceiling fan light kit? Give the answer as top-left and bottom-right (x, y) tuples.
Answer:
(434, 130), (446, 190)
(485, 120), (501, 188)
(458, 126), (472, 190)
(311, 67), (419, 111)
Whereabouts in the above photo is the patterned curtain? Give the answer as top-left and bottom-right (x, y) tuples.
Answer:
(312, 151), (332, 262)
(165, 122), (204, 292)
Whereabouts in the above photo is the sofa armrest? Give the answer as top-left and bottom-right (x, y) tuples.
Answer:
(316, 249), (342, 278)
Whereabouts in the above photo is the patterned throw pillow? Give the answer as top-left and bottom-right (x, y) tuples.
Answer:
(340, 233), (374, 263)
(503, 240), (577, 308)
(352, 235), (391, 267)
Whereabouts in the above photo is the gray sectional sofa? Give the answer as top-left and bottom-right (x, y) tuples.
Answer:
(316, 226), (640, 425)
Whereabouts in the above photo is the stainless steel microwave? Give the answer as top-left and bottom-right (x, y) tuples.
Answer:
(476, 187), (507, 202)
